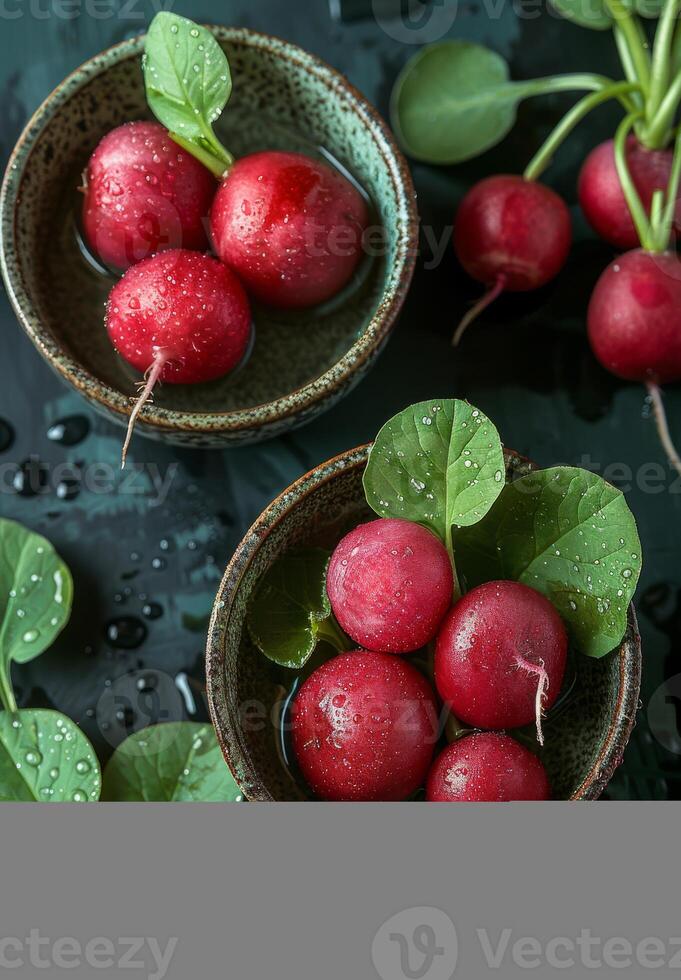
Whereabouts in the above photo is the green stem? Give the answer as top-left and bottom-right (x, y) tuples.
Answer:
(605, 0), (652, 93)
(317, 616), (351, 653)
(614, 111), (656, 249)
(648, 0), (681, 119)
(511, 72), (624, 101)
(0, 665), (17, 715)
(654, 125), (681, 249)
(644, 69), (681, 147)
(445, 525), (462, 603)
(169, 131), (233, 180)
(524, 81), (641, 181)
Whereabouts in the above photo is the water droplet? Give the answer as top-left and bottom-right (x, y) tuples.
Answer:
(25, 750), (42, 766)
(105, 616), (148, 651)
(75, 760), (91, 775)
(0, 418), (15, 453)
(13, 457), (48, 497)
(142, 601), (163, 620)
(494, 470), (503, 482)
(46, 415), (90, 446)
(22, 629), (39, 643)
(72, 790), (88, 803)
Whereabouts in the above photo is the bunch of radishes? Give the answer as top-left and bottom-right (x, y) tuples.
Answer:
(394, 3), (681, 473)
(290, 520), (565, 802)
(82, 13), (368, 464)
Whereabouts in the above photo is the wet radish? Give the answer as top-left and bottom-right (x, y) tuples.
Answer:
(82, 121), (216, 271)
(106, 249), (252, 466)
(142, 14), (369, 311)
(291, 649), (438, 801)
(326, 518), (454, 654)
(210, 151), (369, 309)
(578, 137), (677, 250)
(426, 733), (551, 802)
(452, 175), (572, 344)
(434, 580), (568, 745)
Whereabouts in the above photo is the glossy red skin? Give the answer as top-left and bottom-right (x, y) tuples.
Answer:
(210, 151), (369, 309)
(578, 137), (678, 250)
(434, 581), (568, 731)
(426, 733), (551, 802)
(453, 175), (572, 290)
(106, 249), (252, 384)
(83, 121), (216, 270)
(327, 518), (454, 654)
(291, 650), (438, 801)
(588, 249), (681, 383)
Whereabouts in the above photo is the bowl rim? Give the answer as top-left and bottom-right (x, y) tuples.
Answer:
(0, 27), (418, 435)
(206, 444), (643, 802)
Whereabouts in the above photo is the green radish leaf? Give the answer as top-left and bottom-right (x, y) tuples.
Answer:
(456, 467), (642, 658)
(0, 519), (73, 711)
(548, 0), (612, 29)
(101, 723), (242, 802)
(247, 549), (342, 669)
(363, 400), (505, 543)
(144, 12), (233, 176)
(628, 0), (665, 15)
(0, 710), (100, 802)
(390, 41), (524, 164)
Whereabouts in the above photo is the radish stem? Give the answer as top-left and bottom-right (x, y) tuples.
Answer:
(647, 0), (681, 121)
(0, 666), (17, 715)
(121, 354), (168, 470)
(605, 0), (652, 94)
(524, 81), (641, 181)
(452, 275), (506, 347)
(614, 111), (655, 249)
(646, 381), (681, 477)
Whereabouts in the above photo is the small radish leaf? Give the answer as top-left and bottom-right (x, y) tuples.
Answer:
(391, 41), (524, 164)
(144, 12), (233, 177)
(101, 723), (242, 802)
(548, 0), (612, 29)
(247, 549), (346, 669)
(363, 400), (505, 543)
(0, 710), (100, 802)
(456, 467), (642, 658)
(0, 519), (73, 713)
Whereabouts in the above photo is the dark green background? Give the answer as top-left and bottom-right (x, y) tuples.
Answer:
(0, 0), (677, 797)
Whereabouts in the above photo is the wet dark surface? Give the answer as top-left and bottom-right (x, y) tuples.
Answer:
(0, 0), (678, 794)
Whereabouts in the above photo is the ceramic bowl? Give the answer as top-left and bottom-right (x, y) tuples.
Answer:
(206, 446), (642, 801)
(0, 29), (417, 448)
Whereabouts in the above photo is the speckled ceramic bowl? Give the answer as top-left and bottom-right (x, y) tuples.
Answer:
(0, 29), (417, 448)
(207, 446), (642, 801)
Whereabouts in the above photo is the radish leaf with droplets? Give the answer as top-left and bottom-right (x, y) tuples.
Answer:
(363, 399), (505, 545)
(0, 519), (73, 714)
(0, 710), (100, 802)
(102, 723), (242, 801)
(144, 12), (234, 177)
(455, 467), (642, 658)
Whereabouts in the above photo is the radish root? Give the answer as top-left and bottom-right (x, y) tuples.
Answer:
(121, 353), (167, 470)
(516, 655), (549, 747)
(646, 381), (681, 478)
(452, 274), (506, 347)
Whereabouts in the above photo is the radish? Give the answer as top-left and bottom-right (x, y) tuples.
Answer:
(291, 649), (438, 801)
(326, 518), (454, 654)
(143, 13), (369, 311)
(106, 249), (252, 466)
(587, 113), (681, 475)
(452, 175), (572, 344)
(434, 580), (568, 745)
(210, 151), (369, 309)
(426, 733), (551, 802)
(82, 121), (216, 270)
(579, 137), (677, 250)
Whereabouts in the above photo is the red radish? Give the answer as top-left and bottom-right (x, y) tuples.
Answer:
(326, 518), (454, 654)
(579, 137), (678, 250)
(452, 175), (572, 344)
(426, 733), (551, 802)
(82, 121), (216, 270)
(434, 581), (568, 745)
(210, 151), (369, 309)
(106, 249), (252, 466)
(291, 650), (438, 801)
(588, 248), (681, 473)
